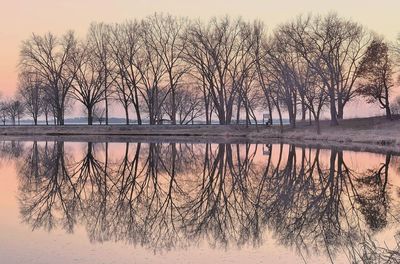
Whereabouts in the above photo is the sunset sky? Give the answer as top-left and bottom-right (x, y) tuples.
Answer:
(1, 0), (399, 117)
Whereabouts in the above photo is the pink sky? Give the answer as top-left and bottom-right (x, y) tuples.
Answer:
(0, 0), (399, 117)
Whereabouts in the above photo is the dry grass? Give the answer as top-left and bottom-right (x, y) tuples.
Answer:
(250, 115), (400, 148)
(0, 116), (399, 152)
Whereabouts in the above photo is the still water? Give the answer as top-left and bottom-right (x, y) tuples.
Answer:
(0, 141), (399, 263)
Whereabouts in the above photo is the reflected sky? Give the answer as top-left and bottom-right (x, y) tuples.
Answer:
(0, 141), (400, 263)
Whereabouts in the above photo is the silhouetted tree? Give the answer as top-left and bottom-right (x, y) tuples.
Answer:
(87, 23), (114, 125)
(71, 41), (106, 125)
(6, 99), (25, 125)
(18, 71), (43, 125)
(358, 38), (394, 120)
(279, 14), (371, 125)
(143, 14), (190, 124)
(20, 32), (78, 125)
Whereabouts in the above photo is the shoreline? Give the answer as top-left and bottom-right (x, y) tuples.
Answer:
(0, 116), (399, 154)
(0, 134), (399, 155)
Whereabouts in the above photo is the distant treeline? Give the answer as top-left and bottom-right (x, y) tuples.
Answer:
(2, 13), (400, 133)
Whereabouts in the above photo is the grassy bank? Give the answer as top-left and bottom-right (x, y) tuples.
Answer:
(0, 124), (258, 137)
(250, 115), (400, 148)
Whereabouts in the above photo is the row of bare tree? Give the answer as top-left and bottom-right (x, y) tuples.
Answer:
(7, 13), (400, 131)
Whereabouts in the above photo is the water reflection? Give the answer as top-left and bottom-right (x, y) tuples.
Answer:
(4, 141), (400, 262)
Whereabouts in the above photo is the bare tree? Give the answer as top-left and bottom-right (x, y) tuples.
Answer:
(280, 14), (371, 125)
(0, 100), (8, 125)
(358, 38), (394, 120)
(112, 74), (132, 125)
(6, 99), (25, 125)
(252, 22), (276, 126)
(142, 14), (190, 124)
(87, 23), (115, 125)
(70, 41), (105, 125)
(20, 31), (78, 125)
(93, 104), (106, 124)
(41, 90), (53, 125)
(185, 17), (251, 124)
(303, 75), (329, 134)
(18, 71), (43, 125)
(137, 21), (168, 125)
(165, 86), (204, 124)
(254, 33), (287, 130)
(231, 22), (260, 126)
(264, 30), (300, 128)
(109, 21), (143, 124)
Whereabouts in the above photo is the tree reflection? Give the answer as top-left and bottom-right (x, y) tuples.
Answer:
(18, 141), (75, 232)
(354, 153), (391, 232)
(0, 140), (24, 162)
(10, 141), (400, 262)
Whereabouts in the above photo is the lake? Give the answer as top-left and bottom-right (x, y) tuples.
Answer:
(0, 140), (399, 263)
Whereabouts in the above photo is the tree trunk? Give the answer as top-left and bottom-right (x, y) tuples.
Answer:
(301, 98), (306, 121)
(236, 99), (241, 124)
(315, 116), (321, 135)
(276, 103), (283, 133)
(329, 89), (339, 126)
(58, 104), (65, 125)
(87, 106), (93, 125)
(202, 78), (210, 125)
(385, 105), (392, 120)
(171, 87), (176, 125)
(104, 66), (109, 125)
(58, 109), (64, 125)
(105, 95), (109, 125)
(337, 94), (344, 120)
(287, 101), (296, 128)
(125, 106), (130, 125)
(385, 88), (392, 120)
(217, 105), (226, 125)
(134, 104), (141, 125)
(266, 94), (273, 125)
(205, 100), (210, 124)
(245, 106), (250, 127)
(209, 107), (213, 124)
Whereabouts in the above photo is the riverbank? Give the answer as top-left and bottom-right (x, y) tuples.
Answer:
(0, 116), (399, 153)
(0, 124), (258, 137)
(250, 115), (400, 147)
